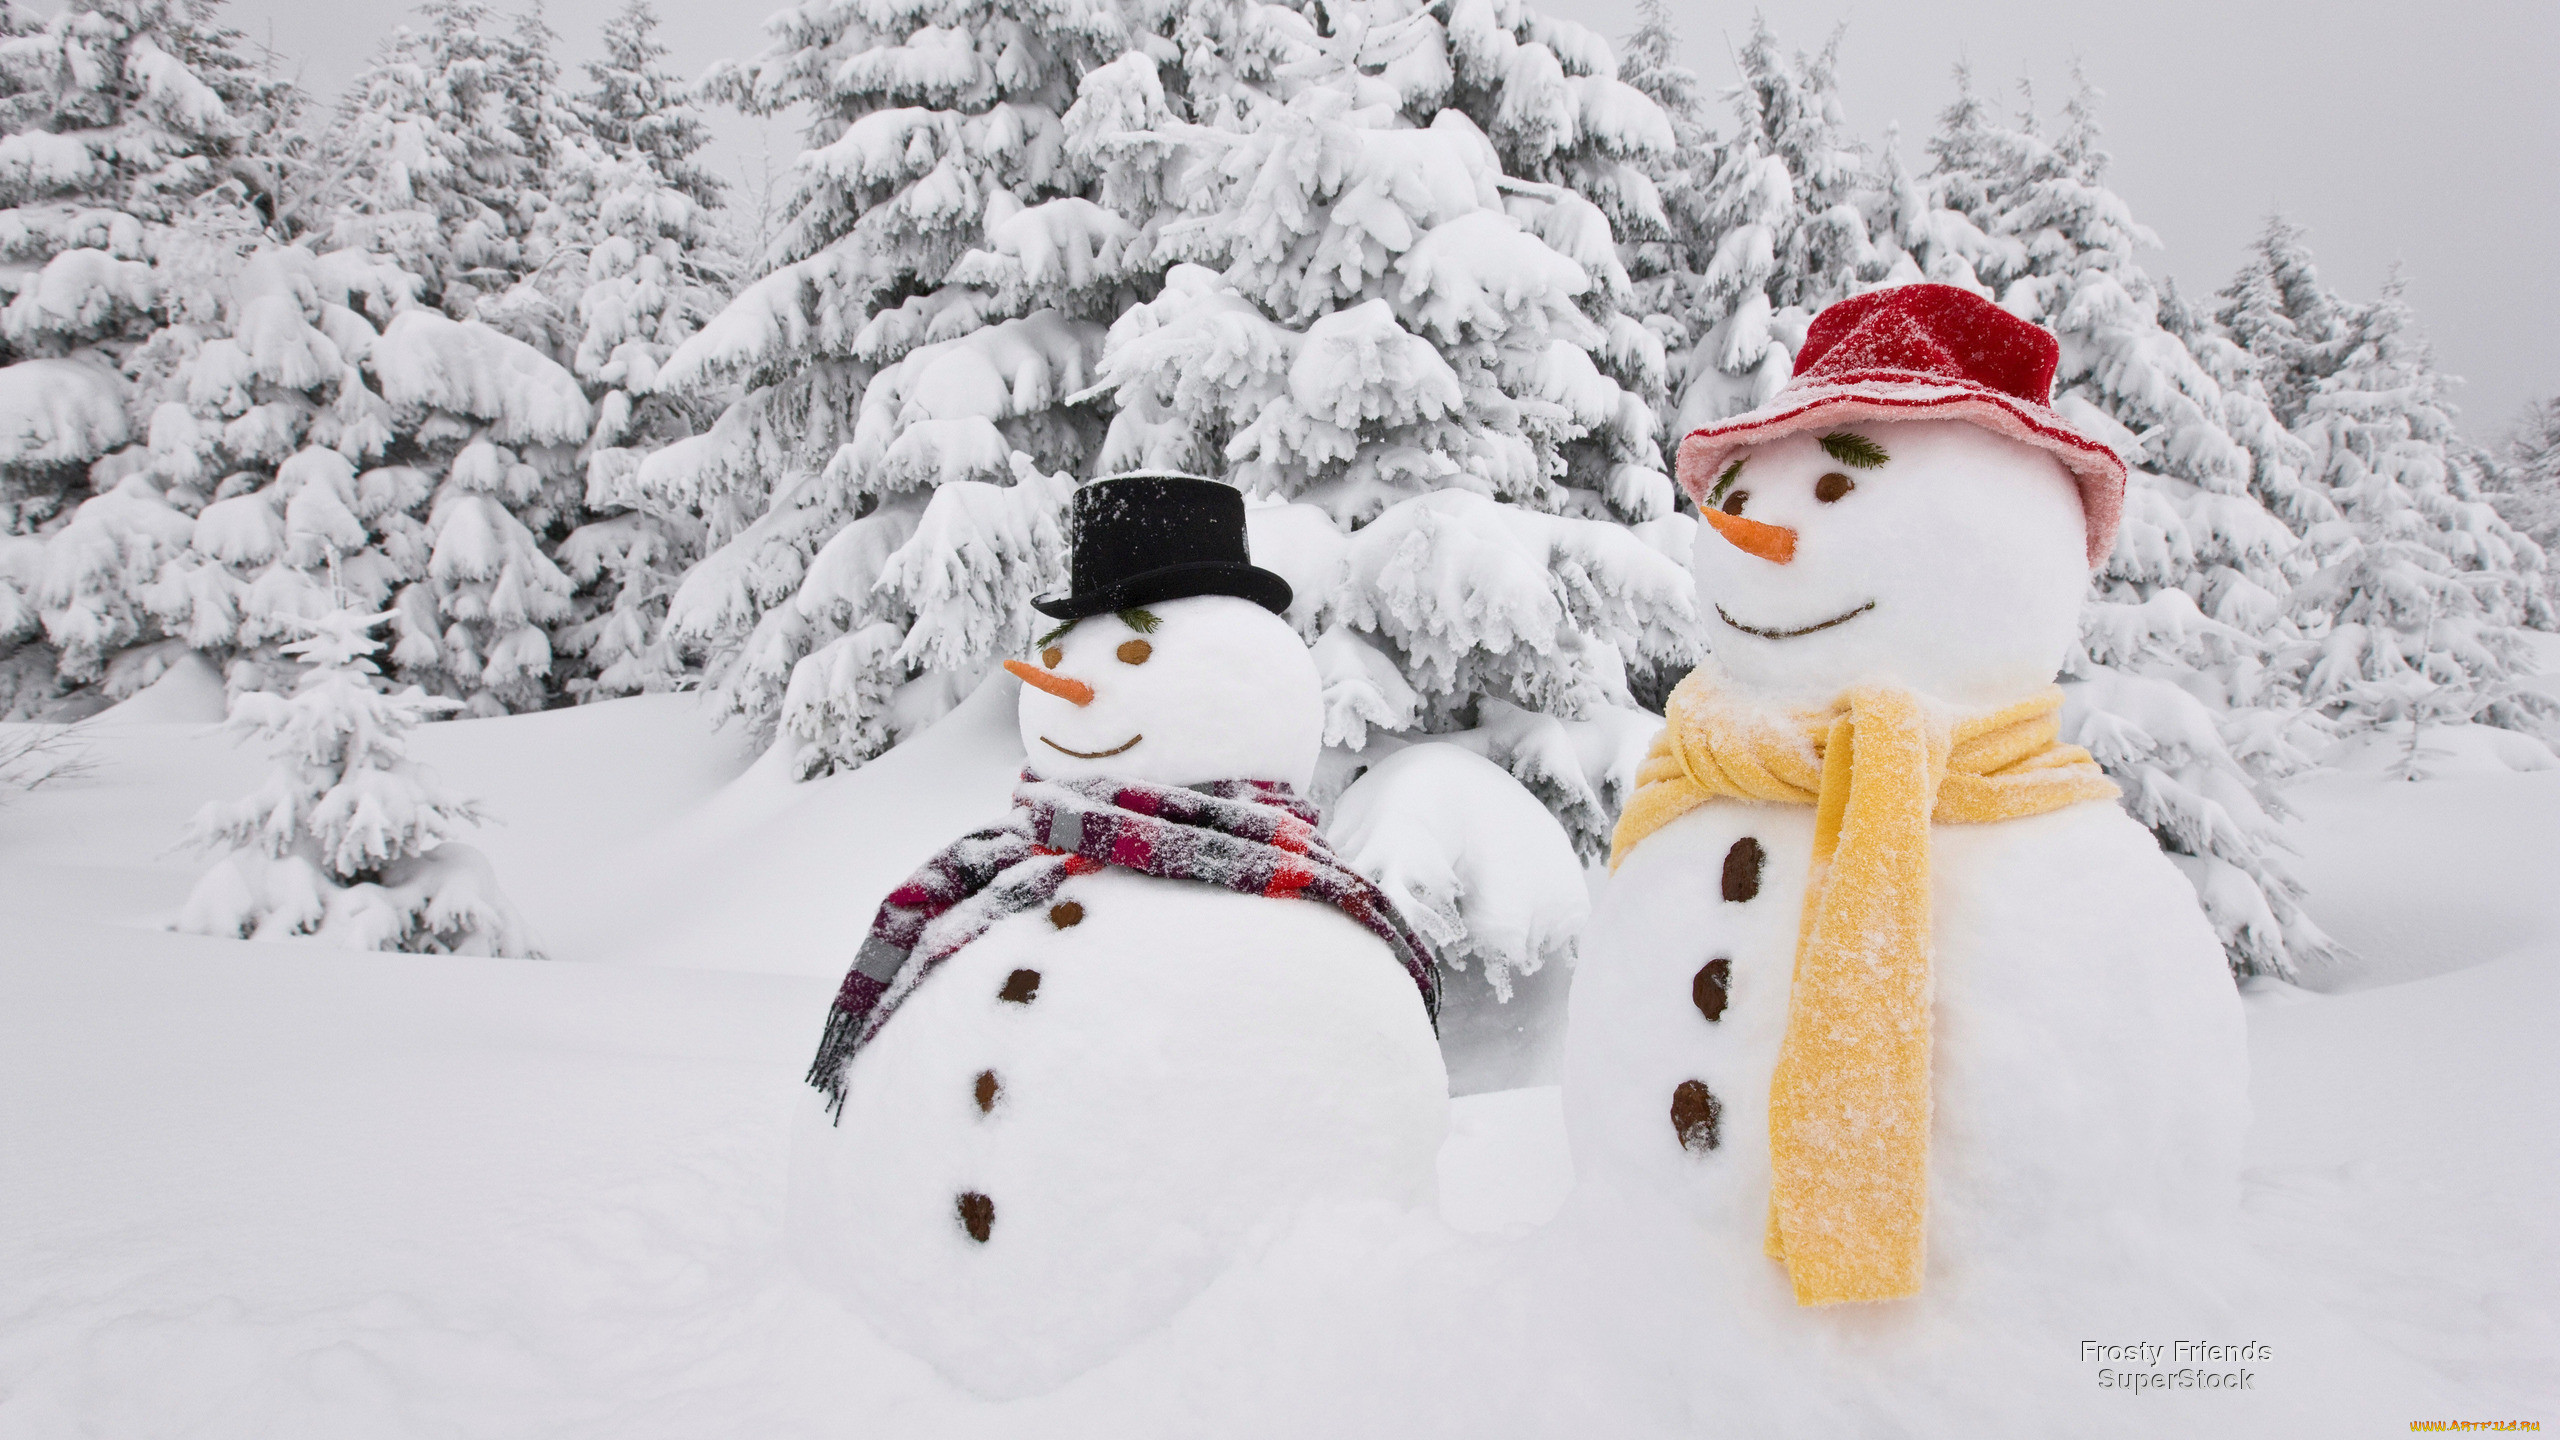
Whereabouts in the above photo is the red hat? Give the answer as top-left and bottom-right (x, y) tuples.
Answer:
(1675, 284), (2127, 567)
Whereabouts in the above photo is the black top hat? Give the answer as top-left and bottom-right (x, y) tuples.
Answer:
(1032, 472), (1294, 620)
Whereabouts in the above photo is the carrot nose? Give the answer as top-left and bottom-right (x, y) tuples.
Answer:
(1701, 507), (1797, 564)
(1004, 659), (1094, 706)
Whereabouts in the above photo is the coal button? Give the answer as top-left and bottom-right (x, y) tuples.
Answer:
(1721, 838), (1764, 902)
(1692, 958), (1731, 1022)
(974, 1070), (1000, 1113)
(1049, 901), (1084, 928)
(957, 1191), (995, 1243)
(999, 969), (1041, 1004)
(1672, 1080), (1722, 1154)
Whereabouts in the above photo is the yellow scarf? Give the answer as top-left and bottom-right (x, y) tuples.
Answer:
(1608, 671), (2118, 1305)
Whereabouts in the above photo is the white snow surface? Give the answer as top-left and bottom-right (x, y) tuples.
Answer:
(0, 668), (2553, 1434)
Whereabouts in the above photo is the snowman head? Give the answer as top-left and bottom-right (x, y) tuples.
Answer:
(1006, 596), (1323, 789)
(1691, 419), (2090, 709)
(1673, 285), (2131, 711)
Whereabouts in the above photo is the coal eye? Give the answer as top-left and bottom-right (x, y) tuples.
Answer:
(1041, 646), (1063, 668)
(1815, 472), (1854, 503)
(1720, 489), (1749, 516)
(1117, 639), (1152, 665)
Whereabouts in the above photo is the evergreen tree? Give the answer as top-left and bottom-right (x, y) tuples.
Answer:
(0, 0), (292, 712)
(2213, 213), (2346, 428)
(1672, 19), (1877, 434)
(468, 3), (600, 359)
(367, 303), (591, 713)
(325, 0), (568, 323)
(647, 0), (1134, 773)
(1081, 0), (1698, 891)
(1428, 0), (1674, 505)
(1611, 0), (1711, 466)
(1930, 68), (2335, 980)
(176, 603), (536, 954)
(553, 0), (730, 698)
(2284, 276), (2553, 745)
(2485, 392), (2560, 557)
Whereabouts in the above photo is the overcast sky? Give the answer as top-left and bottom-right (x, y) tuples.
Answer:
(230, 0), (2559, 439)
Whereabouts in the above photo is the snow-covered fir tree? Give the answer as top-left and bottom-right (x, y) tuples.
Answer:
(151, 243), (420, 698)
(2209, 220), (2551, 745)
(0, 0), (289, 713)
(324, 0), (572, 323)
(177, 602), (536, 954)
(2213, 213), (2347, 428)
(1670, 19), (1874, 434)
(368, 303), (591, 714)
(1929, 69), (2336, 980)
(1607, 0), (1725, 480)
(2281, 275), (2552, 745)
(646, 0), (1134, 773)
(130, 234), (592, 716)
(553, 0), (731, 698)
(1425, 0), (1675, 495)
(1081, 0), (1698, 908)
(2485, 392), (2560, 557)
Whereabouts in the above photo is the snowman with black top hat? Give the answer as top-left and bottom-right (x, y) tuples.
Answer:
(793, 473), (1449, 1398)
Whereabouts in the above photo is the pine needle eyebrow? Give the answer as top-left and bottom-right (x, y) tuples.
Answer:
(1819, 432), (1889, 468)
(1034, 618), (1079, 650)
(1116, 607), (1160, 634)
(1709, 458), (1746, 506)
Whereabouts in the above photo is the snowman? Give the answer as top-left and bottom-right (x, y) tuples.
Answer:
(792, 473), (1448, 1399)
(1557, 286), (2256, 1421)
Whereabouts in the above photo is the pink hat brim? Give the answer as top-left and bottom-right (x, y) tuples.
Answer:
(1675, 373), (2129, 569)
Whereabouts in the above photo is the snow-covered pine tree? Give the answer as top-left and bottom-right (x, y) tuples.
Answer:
(2485, 392), (2560, 557)
(300, 2), (608, 719)
(646, 0), (1133, 772)
(325, 0), (564, 324)
(553, 0), (730, 698)
(1079, 0), (1697, 997)
(2282, 274), (2553, 746)
(2207, 220), (2551, 744)
(1669, 19), (1877, 435)
(2212, 213), (2349, 431)
(469, 4), (604, 359)
(146, 243), (416, 698)
(0, 0), (290, 712)
(368, 303), (591, 714)
(1930, 69), (2335, 980)
(1611, 0), (1711, 465)
(177, 602), (535, 954)
(1429, 0), (1674, 512)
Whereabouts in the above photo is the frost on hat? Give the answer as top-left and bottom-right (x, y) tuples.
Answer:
(1675, 284), (2128, 567)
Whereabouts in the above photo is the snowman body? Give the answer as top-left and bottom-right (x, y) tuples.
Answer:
(1562, 417), (2252, 1346)
(1566, 795), (2245, 1287)
(792, 597), (1447, 1398)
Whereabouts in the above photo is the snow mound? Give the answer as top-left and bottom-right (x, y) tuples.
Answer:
(1330, 741), (1586, 1000)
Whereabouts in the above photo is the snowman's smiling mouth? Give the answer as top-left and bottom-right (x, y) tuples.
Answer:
(1715, 600), (1877, 639)
(1042, 735), (1143, 759)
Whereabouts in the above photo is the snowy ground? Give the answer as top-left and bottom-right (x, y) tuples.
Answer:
(2, 665), (2554, 1436)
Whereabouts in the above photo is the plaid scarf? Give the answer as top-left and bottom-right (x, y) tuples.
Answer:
(808, 770), (1441, 1117)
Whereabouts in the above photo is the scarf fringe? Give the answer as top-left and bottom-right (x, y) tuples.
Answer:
(808, 1003), (865, 1120)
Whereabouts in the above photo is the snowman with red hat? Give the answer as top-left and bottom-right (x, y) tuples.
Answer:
(1556, 285), (2268, 1423)
(791, 473), (1448, 1399)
